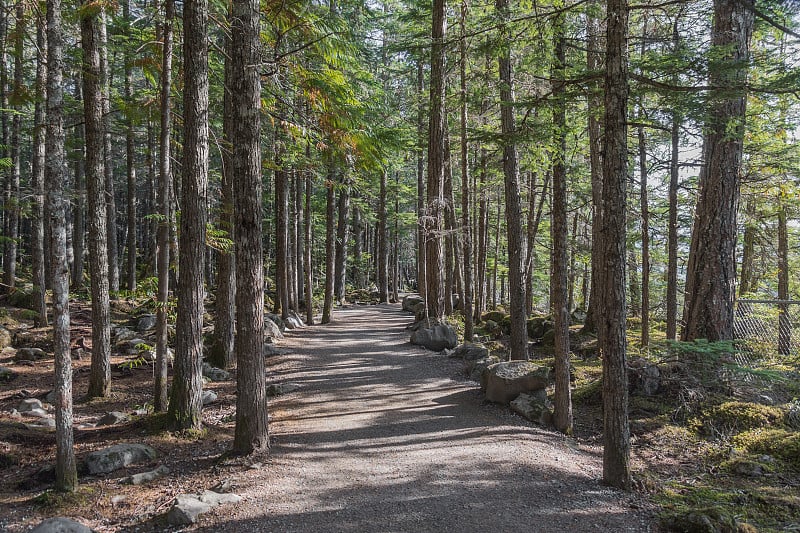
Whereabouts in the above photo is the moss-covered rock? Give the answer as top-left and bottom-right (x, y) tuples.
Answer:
(482, 310), (506, 324)
(690, 401), (784, 438)
(733, 428), (800, 469)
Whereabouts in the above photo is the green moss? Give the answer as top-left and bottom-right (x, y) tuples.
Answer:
(733, 428), (800, 469)
(573, 379), (601, 405)
(690, 401), (784, 438)
(32, 486), (95, 510)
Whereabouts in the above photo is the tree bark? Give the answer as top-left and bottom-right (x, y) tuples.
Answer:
(71, 82), (86, 290)
(321, 172), (336, 324)
(47, 0), (77, 491)
(777, 203), (789, 356)
(682, 0), (753, 342)
(638, 124), (650, 347)
(496, 0), (527, 360)
(100, 12), (119, 292)
(304, 165), (314, 324)
(425, 0), (446, 320)
(378, 169), (389, 303)
(738, 197), (756, 296)
(167, 0), (208, 431)
(666, 108), (679, 340)
(416, 60), (426, 300)
(124, 0), (137, 291)
(3, 0), (23, 291)
(154, 0), (174, 412)
(459, 0), (473, 341)
(82, 0), (112, 399)
(334, 178), (350, 304)
(31, 14), (48, 327)
(231, 0), (268, 454)
(601, 0), (631, 490)
(551, 19), (572, 433)
(275, 166), (289, 318)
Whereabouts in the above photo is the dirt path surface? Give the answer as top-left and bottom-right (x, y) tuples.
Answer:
(193, 304), (654, 532)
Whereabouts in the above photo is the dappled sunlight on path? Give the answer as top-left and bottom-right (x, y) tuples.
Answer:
(196, 304), (652, 532)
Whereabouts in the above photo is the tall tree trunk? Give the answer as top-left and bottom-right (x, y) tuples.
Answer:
(334, 179), (350, 304)
(378, 169), (389, 302)
(496, 0), (526, 360)
(154, 0), (174, 412)
(293, 170), (302, 311)
(551, 19), (572, 433)
(475, 143), (488, 322)
(47, 0), (77, 491)
(443, 133), (455, 315)
(71, 82), (86, 290)
(167, 0), (208, 431)
(491, 193), (500, 309)
(124, 0), (137, 291)
(666, 108), (680, 339)
(638, 124), (650, 347)
(275, 166), (289, 318)
(321, 172), (336, 324)
(100, 12), (119, 292)
(213, 16), (235, 370)
(82, 0), (112, 399)
(31, 15), (48, 326)
(393, 172), (400, 302)
(682, 0), (753, 342)
(353, 204), (363, 288)
(460, 0), (473, 340)
(231, 0), (268, 453)
(581, 0), (604, 335)
(416, 60), (426, 300)
(525, 172), (549, 314)
(304, 165), (314, 325)
(601, 0), (630, 490)
(425, 0), (446, 320)
(3, 0), (22, 291)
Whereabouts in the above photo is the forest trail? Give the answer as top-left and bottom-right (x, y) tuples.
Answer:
(196, 304), (653, 532)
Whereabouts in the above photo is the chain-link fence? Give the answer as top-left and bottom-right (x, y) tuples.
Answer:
(733, 299), (800, 363)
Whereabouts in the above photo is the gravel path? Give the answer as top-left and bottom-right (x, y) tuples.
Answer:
(196, 304), (654, 532)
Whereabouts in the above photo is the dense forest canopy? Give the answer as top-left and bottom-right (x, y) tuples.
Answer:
(0, 0), (799, 493)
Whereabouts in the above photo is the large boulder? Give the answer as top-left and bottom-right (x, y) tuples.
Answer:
(410, 323), (458, 352)
(0, 365), (16, 382)
(526, 316), (552, 339)
(481, 310), (506, 324)
(402, 294), (424, 313)
(264, 317), (284, 340)
(467, 355), (501, 382)
(97, 411), (129, 426)
(628, 357), (661, 396)
(18, 398), (44, 413)
(265, 313), (285, 332)
(481, 361), (551, 404)
(85, 443), (158, 475)
(450, 343), (489, 362)
(14, 347), (46, 362)
(29, 517), (93, 533)
(136, 314), (157, 332)
(202, 362), (231, 382)
(510, 391), (552, 425)
(167, 491), (243, 526)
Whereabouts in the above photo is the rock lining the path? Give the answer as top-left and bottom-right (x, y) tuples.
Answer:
(167, 490), (243, 526)
(123, 465), (170, 485)
(29, 517), (94, 533)
(481, 361), (550, 404)
(85, 443), (158, 475)
(410, 323), (458, 351)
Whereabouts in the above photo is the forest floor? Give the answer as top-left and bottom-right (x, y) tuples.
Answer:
(0, 302), (656, 532)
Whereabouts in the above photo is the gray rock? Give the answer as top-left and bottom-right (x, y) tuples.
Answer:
(402, 294), (424, 312)
(123, 465), (170, 485)
(140, 348), (174, 364)
(85, 443), (158, 475)
(263, 344), (288, 357)
(167, 494), (214, 526)
(26, 408), (51, 419)
(45, 390), (56, 404)
(202, 390), (218, 405)
(97, 411), (129, 426)
(266, 382), (301, 396)
(198, 490), (243, 506)
(510, 392), (553, 425)
(265, 313), (286, 332)
(285, 316), (303, 329)
(113, 327), (138, 342)
(0, 365), (17, 382)
(0, 326), (11, 349)
(25, 418), (56, 429)
(467, 355), (501, 382)
(481, 361), (550, 404)
(628, 357), (661, 396)
(413, 302), (427, 322)
(202, 362), (231, 382)
(14, 347), (46, 362)
(451, 343), (489, 362)
(410, 323), (458, 352)
(136, 314), (157, 332)
(167, 491), (243, 526)
(115, 338), (150, 356)
(18, 398), (43, 412)
(264, 316), (284, 339)
(29, 517), (93, 533)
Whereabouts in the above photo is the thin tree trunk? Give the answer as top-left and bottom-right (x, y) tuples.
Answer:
(497, 0), (526, 360)
(492, 193), (500, 309)
(275, 165), (289, 318)
(213, 15), (235, 370)
(601, 0), (631, 490)
(100, 12), (119, 292)
(378, 168), (389, 302)
(638, 124), (650, 347)
(304, 163), (314, 325)
(334, 178), (350, 304)
(82, 0), (112, 399)
(777, 203), (789, 356)
(72, 81), (86, 289)
(475, 142), (488, 322)
(3, 0), (22, 291)
(231, 0), (268, 453)
(124, 0), (136, 291)
(738, 197), (756, 296)
(154, 0), (174, 413)
(666, 107), (680, 340)
(551, 19), (572, 433)
(168, 0), (208, 431)
(321, 172), (336, 324)
(31, 15), (48, 326)
(459, 0), (473, 340)
(416, 60), (426, 300)
(47, 0), (77, 491)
